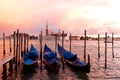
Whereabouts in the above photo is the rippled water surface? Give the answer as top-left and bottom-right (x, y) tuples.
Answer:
(0, 39), (120, 80)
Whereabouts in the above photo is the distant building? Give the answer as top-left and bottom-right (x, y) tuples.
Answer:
(46, 22), (49, 36)
(30, 35), (38, 40)
(80, 36), (89, 40)
(43, 22), (67, 40)
(69, 36), (80, 40)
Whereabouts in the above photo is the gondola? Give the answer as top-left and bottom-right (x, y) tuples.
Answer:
(43, 44), (60, 72)
(58, 44), (90, 73)
(23, 44), (39, 67)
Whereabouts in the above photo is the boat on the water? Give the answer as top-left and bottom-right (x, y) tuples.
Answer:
(43, 44), (60, 72)
(104, 40), (112, 43)
(58, 44), (90, 73)
(24, 44), (39, 67)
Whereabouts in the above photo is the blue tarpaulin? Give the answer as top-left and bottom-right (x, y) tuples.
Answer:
(24, 44), (39, 61)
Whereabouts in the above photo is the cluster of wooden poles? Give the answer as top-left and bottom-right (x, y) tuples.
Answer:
(39, 30), (90, 71)
(44, 30), (114, 70)
(1, 29), (115, 79)
(39, 31), (67, 71)
(2, 29), (29, 79)
(37, 30), (114, 72)
(98, 32), (114, 68)
(82, 30), (114, 68)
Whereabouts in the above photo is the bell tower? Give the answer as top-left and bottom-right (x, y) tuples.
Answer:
(46, 21), (49, 36)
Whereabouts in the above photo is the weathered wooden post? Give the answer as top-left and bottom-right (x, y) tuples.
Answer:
(105, 32), (107, 68)
(18, 33), (21, 65)
(21, 33), (24, 58)
(55, 35), (57, 53)
(9, 59), (13, 71)
(15, 29), (19, 71)
(87, 54), (90, 72)
(3, 33), (6, 56)
(2, 64), (7, 80)
(13, 31), (16, 62)
(16, 29), (19, 63)
(98, 34), (100, 58)
(27, 34), (29, 52)
(54, 34), (58, 59)
(84, 30), (86, 62)
(70, 33), (71, 51)
(40, 31), (43, 71)
(62, 31), (65, 70)
(24, 33), (26, 54)
(112, 33), (114, 58)
(9, 36), (12, 52)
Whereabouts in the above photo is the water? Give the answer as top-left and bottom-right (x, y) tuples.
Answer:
(0, 39), (120, 80)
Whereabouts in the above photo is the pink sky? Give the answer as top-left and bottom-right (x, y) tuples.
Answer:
(0, 0), (120, 37)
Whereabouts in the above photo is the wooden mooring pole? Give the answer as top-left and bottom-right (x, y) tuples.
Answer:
(16, 29), (19, 64)
(9, 59), (13, 71)
(21, 33), (24, 58)
(105, 32), (107, 68)
(27, 34), (29, 52)
(40, 31), (43, 71)
(98, 34), (100, 58)
(70, 33), (71, 51)
(13, 31), (16, 62)
(84, 30), (86, 62)
(55, 35), (57, 56)
(9, 36), (12, 52)
(24, 33), (27, 55)
(3, 33), (6, 56)
(112, 33), (114, 58)
(15, 29), (19, 71)
(62, 31), (65, 70)
(18, 33), (21, 65)
(2, 64), (7, 80)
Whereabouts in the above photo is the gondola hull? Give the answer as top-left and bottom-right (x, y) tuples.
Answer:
(43, 44), (60, 72)
(24, 59), (38, 66)
(65, 59), (90, 73)
(23, 44), (39, 68)
(58, 44), (90, 73)
(43, 59), (60, 72)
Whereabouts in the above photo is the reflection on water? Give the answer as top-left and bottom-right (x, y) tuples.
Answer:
(21, 66), (37, 80)
(70, 68), (89, 80)
(0, 40), (120, 80)
(47, 70), (59, 80)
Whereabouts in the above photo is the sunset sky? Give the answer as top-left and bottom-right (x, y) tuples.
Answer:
(0, 0), (120, 37)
